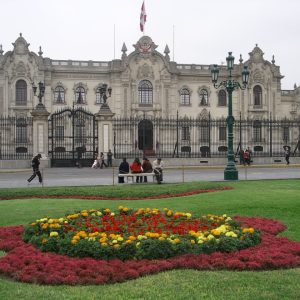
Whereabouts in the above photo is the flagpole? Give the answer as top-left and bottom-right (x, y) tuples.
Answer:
(113, 24), (116, 59)
(173, 25), (175, 61)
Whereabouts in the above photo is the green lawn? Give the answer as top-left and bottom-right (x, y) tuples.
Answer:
(0, 179), (299, 300)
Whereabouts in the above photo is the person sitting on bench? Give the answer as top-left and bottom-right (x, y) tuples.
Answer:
(153, 157), (164, 184)
(130, 157), (143, 183)
(118, 158), (129, 183)
(141, 157), (153, 183)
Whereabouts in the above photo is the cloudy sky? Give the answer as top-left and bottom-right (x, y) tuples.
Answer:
(1, 0), (299, 89)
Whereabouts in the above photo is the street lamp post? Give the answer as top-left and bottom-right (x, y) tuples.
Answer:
(32, 81), (46, 110)
(211, 52), (249, 180)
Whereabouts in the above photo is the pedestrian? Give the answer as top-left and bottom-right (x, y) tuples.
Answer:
(107, 149), (113, 167)
(91, 153), (100, 169)
(243, 149), (250, 166)
(118, 158), (129, 183)
(27, 153), (43, 184)
(141, 157), (153, 183)
(153, 157), (164, 184)
(283, 146), (291, 165)
(99, 152), (108, 168)
(130, 157), (143, 183)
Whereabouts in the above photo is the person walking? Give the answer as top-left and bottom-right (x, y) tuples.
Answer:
(91, 153), (100, 168)
(130, 157), (143, 183)
(153, 157), (164, 184)
(141, 157), (153, 183)
(107, 149), (113, 167)
(118, 158), (129, 183)
(27, 153), (43, 184)
(99, 152), (108, 168)
(283, 145), (291, 165)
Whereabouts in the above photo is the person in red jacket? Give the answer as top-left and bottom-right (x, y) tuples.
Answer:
(130, 157), (143, 183)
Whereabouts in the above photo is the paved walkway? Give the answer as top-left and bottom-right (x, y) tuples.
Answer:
(0, 164), (299, 188)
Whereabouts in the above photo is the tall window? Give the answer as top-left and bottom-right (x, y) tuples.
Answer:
(75, 87), (86, 104)
(16, 118), (27, 143)
(199, 124), (209, 142)
(54, 86), (65, 103)
(181, 126), (190, 140)
(138, 80), (153, 105)
(16, 80), (27, 105)
(96, 87), (104, 104)
(180, 88), (190, 105)
(282, 126), (289, 143)
(253, 85), (262, 106)
(219, 126), (227, 141)
(75, 119), (85, 143)
(218, 90), (226, 106)
(199, 89), (208, 106)
(253, 120), (262, 142)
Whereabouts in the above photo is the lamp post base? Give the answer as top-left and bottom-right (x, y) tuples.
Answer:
(224, 168), (238, 180)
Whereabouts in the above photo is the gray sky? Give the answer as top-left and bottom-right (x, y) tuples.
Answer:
(1, 0), (299, 89)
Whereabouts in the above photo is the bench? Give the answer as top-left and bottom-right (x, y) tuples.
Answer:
(118, 172), (156, 183)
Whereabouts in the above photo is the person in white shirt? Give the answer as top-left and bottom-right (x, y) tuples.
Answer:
(152, 157), (164, 184)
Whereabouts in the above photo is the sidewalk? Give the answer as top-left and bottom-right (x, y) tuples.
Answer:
(0, 164), (299, 188)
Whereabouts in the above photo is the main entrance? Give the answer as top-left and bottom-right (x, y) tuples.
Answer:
(48, 108), (98, 167)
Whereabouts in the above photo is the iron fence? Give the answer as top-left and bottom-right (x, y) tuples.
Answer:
(0, 116), (33, 159)
(113, 116), (300, 159)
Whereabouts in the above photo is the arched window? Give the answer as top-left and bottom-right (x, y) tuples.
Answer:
(180, 88), (190, 105)
(138, 80), (153, 105)
(253, 85), (262, 106)
(75, 87), (86, 104)
(16, 80), (27, 105)
(199, 89), (208, 106)
(96, 87), (104, 104)
(218, 90), (227, 106)
(16, 118), (27, 143)
(54, 86), (65, 103)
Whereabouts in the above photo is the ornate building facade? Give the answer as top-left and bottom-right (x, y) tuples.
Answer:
(0, 34), (299, 167)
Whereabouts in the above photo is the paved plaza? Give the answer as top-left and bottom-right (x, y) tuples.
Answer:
(0, 164), (299, 189)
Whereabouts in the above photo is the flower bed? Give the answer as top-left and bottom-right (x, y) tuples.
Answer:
(22, 207), (260, 260)
(0, 216), (299, 285)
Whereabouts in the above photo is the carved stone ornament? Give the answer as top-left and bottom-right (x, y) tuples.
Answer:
(12, 33), (30, 55)
(137, 63), (154, 79)
(249, 44), (265, 63)
(133, 36), (158, 54)
(199, 108), (209, 120)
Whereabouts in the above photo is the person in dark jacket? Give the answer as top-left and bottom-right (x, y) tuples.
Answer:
(141, 157), (153, 183)
(27, 153), (43, 184)
(118, 158), (129, 183)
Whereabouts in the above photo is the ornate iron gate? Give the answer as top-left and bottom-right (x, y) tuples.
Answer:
(48, 107), (98, 167)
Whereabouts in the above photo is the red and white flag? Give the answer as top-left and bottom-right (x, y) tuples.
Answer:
(140, 1), (147, 33)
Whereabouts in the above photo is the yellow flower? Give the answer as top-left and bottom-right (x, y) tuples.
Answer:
(49, 231), (58, 237)
(71, 239), (77, 245)
(190, 240), (195, 244)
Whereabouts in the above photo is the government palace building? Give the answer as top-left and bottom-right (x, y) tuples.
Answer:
(0, 34), (299, 168)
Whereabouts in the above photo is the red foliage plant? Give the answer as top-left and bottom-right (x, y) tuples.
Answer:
(0, 216), (299, 285)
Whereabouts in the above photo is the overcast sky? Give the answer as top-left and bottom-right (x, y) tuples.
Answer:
(1, 0), (299, 89)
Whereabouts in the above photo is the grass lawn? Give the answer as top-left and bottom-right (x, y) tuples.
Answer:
(0, 179), (299, 300)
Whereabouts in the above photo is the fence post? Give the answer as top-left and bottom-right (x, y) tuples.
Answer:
(182, 164), (185, 183)
(112, 166), (115, 186)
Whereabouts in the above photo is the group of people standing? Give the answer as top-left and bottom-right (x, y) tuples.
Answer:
(118, 157), (164, 184)
(91, 150), (113, 169)
(239, 147), (252, 166)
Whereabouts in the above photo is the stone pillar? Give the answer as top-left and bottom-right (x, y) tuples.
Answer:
(31, 107), (50, 167)
(95, 103), (115, 155)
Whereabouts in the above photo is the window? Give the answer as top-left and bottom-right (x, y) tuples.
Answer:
(16, 118), (27, 143)
(219, 126), (227, 141)
(16, 80), (27, 105)
(282, 126), (289, 143)
(75, 87), (86, 104)
(180, 88), (190, 105)
(181, 126), (190, 140)
(253, 85), (262, 106)
(199, 124), (209, 142)
(253, 120), (262, 142)
(75, 119), (85, 143)
(55, 126), (64, 140)
(218, 90), (226, 106)
(138, 80), (153, 105)
(54, 86), (65, 103)
(96, 87), (104, 104)
(199, 89), (208, 106)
